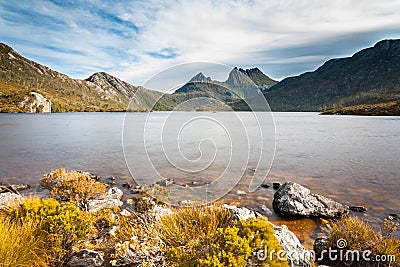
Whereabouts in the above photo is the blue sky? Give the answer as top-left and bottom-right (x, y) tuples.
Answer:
(1, 0), (400, 85)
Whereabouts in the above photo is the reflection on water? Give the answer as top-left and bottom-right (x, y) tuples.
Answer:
(1, 112), (399, 246)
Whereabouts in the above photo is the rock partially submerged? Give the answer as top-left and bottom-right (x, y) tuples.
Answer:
(273, 182), (349, 218)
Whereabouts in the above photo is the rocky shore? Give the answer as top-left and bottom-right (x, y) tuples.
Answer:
(0, 170), (398, 267)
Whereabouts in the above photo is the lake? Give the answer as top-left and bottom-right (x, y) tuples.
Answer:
(1, 112), (399, 247)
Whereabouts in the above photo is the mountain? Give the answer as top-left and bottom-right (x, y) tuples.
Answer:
(188, 72), (212, 83)
(173, 67), (273, 102)
(0, 43), (160, 112)
(255, 39), (400, 112)
(238, 67), (277, 90)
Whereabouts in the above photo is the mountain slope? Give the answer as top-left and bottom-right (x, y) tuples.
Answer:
(259, 39), (400, 111)
(0, 43), (162, 112)
(238, 67), (277, 90)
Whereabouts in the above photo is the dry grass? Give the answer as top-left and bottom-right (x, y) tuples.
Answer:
(159, 203), (233, 247)
(0, 216), (49, 267)
(329, 216), (400, 265)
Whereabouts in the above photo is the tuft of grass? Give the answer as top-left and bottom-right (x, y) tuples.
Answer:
(328, 216), (400, 265)
(0, 216), (49, 267)
(160, 203), (233, 248)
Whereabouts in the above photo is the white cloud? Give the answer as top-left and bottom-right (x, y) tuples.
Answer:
(1, 0), (400, 86)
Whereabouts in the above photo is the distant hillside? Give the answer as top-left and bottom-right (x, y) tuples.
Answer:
(0, 43), (159, 112)
(232, 39), (400, 112)
(0, 42), (276, 113)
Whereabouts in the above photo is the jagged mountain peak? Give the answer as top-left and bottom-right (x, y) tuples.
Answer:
(188, 72), (212, 83)
(226, 67), (255, 87)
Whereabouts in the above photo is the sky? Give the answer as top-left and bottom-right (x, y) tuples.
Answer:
(1, 0), (400, 86)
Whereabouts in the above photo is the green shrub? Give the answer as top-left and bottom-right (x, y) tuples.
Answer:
(7, 198), (92, 265)
(161, 205), (289, 267)
(199, 226), (252, 267)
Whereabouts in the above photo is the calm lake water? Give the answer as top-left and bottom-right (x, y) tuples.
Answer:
(1, 112), (399, 246)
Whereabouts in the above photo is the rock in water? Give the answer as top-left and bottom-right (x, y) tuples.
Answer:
(68, 249), (104, 267)
(349, 205), (368, 212)
(272, 182), (349, 218)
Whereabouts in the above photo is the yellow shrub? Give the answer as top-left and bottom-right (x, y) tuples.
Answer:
(40, 168), (106, 201)
(0, 216), (48, 267)
(7, 198), (93, 266)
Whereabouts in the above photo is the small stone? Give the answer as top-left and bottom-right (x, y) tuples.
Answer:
(256, 205), (273, 216)
(155, 178), (174, 187)
(386, 214), (400, 226)
(223, 204), (261, 221)
(126, 198), (135, 205)
(349, 206), (368, 212)
(68, 249), (104, 267)
(273, 182), (281, 190)
(122, 183), (133, 188)
(97, 225), (117, 238)
(108, 176), (115, 180)
(260, 182), (271, 188)
(236, 190), (247, 195)
(120, 209), (131, 217)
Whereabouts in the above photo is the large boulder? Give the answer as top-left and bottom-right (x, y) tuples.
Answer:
(273, 182), (349, 218)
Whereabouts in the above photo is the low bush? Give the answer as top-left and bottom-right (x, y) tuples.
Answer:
(40, 168), (106, 202)
(328, 216), (399, 266)
(7, 198), (92, 266)
(160, 204), (289, 267)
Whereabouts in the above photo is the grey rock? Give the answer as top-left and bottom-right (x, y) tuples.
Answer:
(86, 187), (123, 212)
(68, 249), (104, 267)
(313, 237), (329, 257)
(260, 182), (271, 188)
(152, 205), (173, 221)
(0, 192), (23, 208)
(273, 224), (312, 267)
(97, 225), (117, 239)
(0, 184), (31, 193)
(222, 204), (261, 221)
(349, 206), (368, 212)
(273, 182), (282, 190)
(386, 214), (400, 226)
(273, 182), (349, 218)
(155, 178), (174, 187)
(255, 205), (273, 216)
